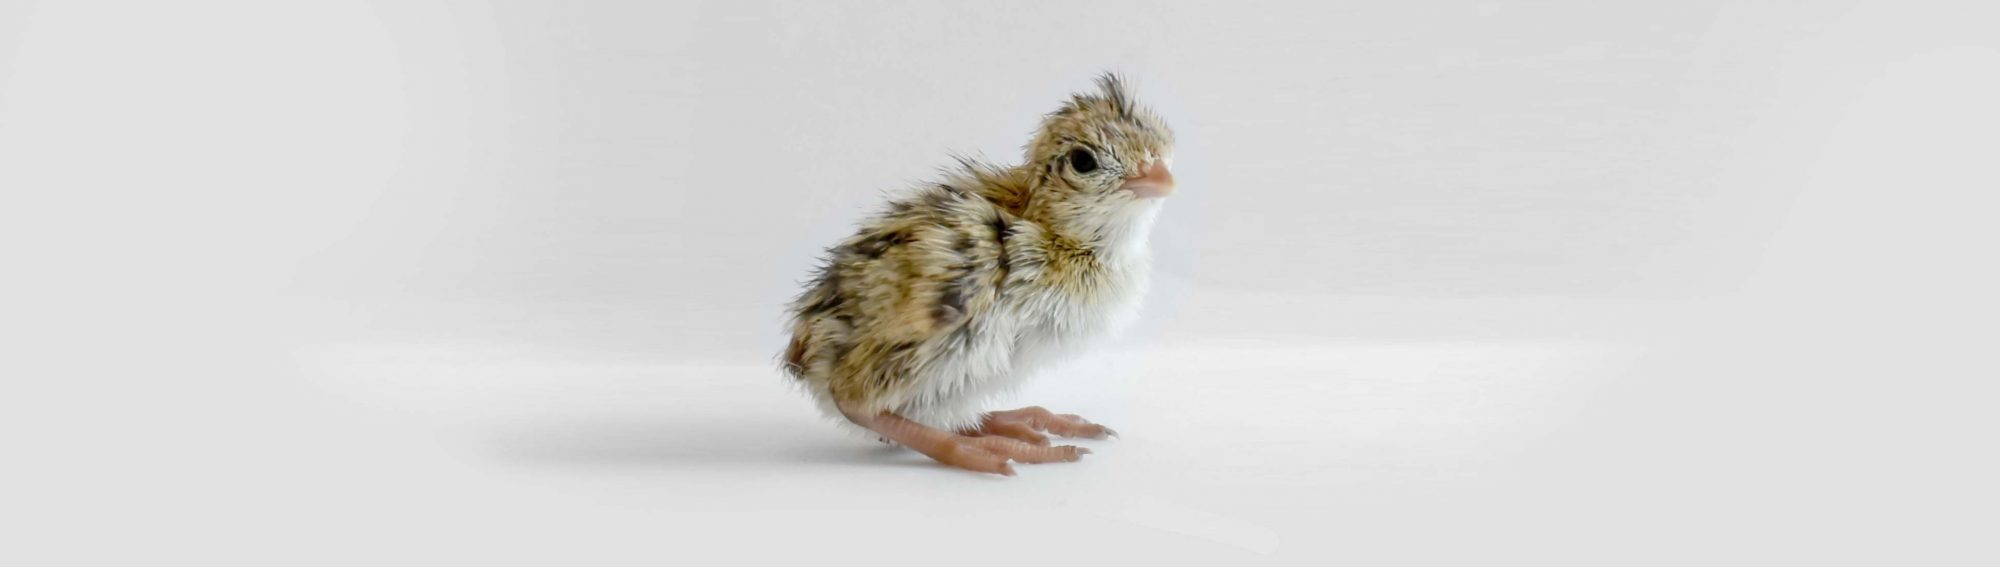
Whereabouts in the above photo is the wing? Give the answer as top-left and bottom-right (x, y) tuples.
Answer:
(784, 183), (1016, 407)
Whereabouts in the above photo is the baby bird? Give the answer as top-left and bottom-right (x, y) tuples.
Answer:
(782, 74), (1175, 475)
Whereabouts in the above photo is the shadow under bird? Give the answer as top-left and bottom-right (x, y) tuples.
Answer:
(782, 74), (1175, 475)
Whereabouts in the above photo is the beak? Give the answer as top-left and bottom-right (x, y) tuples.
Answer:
(1119, 158), (1175, 198)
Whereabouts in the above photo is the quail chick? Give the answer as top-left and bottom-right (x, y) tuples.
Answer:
(782, 74), (1175, 475)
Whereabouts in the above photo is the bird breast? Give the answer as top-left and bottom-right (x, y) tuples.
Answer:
(893, 245), (1150, 429)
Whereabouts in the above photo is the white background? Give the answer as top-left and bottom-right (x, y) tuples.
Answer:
(3, 1), (1996, 564)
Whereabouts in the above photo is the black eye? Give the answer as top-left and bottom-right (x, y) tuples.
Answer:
(1067, 149), (1098, 174)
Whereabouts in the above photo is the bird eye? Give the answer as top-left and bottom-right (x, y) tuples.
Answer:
(1067, 149), (1099, 174)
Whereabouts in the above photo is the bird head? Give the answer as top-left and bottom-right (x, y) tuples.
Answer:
(1023, 74), (1177, 227)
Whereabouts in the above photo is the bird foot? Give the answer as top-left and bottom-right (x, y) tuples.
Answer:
(840, 404), (1090, 476)
(963, 406), (1117, 446)
(936, 434), (1091, 476)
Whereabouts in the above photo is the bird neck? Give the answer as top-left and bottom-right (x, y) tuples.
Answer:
(1021, 191), (1161, 267)
(988, 162), (1159, 266)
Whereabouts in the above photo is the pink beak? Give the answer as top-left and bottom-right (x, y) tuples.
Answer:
(1120, 159), (1175, 198)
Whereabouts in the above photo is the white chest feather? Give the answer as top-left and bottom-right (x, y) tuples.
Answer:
(894, 204), (1159, 429)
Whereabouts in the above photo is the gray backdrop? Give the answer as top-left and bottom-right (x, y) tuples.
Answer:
(4, 0), (1995, 564)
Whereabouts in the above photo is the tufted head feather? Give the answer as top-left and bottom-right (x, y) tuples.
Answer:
(1026, 73), (1176, 202)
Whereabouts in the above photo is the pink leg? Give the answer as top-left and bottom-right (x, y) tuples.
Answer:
(838, 401), (1088, 476)
(964, 406), (1117, 444)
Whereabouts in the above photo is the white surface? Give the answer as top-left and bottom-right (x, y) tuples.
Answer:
(3, 0), (1998, 564)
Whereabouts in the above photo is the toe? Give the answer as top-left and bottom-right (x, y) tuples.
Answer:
(983, 420), (1051, 446)
(933, 438), (1012, 475)
(986, 407), (1118, 440)
(1045, 414), (1115, 439)
(970, 436), (1088, 464)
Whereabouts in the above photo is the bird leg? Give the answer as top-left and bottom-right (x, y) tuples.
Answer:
(837, 401), (1089, 476)
(963, 406), (1117, 445)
